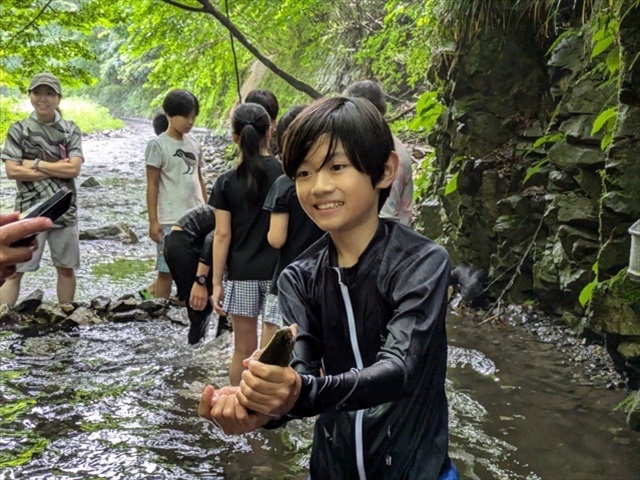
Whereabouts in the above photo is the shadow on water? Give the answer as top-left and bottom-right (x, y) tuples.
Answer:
(1, 122), (639, 478)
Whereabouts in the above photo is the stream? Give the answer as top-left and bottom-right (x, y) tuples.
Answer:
(1, 122), (638, 479)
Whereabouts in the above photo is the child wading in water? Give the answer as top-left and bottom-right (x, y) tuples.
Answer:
(209, 102), (283, 385)
(145, 89), (207, 299)
(200, 97), (458, 479)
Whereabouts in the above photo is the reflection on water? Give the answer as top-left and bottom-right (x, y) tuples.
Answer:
(2, 315), (638, 479)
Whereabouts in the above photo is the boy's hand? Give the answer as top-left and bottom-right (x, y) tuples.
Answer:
(198, 385), (270, 435)
(237, 361), (301, 417)
(149, 221), (163, 243)
(189, 283), (208, 311)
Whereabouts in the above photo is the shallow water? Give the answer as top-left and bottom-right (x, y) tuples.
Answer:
(1, 123), (638, 479)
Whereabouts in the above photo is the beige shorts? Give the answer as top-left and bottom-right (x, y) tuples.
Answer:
(17, 224), (80, 272)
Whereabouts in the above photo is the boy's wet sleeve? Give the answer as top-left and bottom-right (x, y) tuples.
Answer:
(278, 243), (451, 416)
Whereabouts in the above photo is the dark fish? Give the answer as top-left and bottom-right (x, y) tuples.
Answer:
(258, 324), (298, 367)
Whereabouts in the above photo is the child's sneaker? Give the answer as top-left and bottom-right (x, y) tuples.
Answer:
(138, 289), (153, 300)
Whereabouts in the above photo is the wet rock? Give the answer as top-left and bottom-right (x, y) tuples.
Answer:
(108, 296), (139, 313)
(108, 309), (152, 323)
(91, 296), (111, 311)
(14, 290), (44, 314)
(59, 303), (78, 315)
(34, 303), (68, 324)
(65, 307), (103, 326)
(164, 308), (189, 326)
(0, 304), (20, 327)
(138, 298), (170, 315)
(80, 176), (100, 188)
(79, 222), (138, 244)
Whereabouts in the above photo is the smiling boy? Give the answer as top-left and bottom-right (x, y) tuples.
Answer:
(199, 97), (456, 479)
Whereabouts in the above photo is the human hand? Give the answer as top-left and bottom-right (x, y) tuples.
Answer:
(189, 283), (208, 311)
(149, 221), (163, 243)
(212, 285), (226, 316)
(0, 214), (52, 280)
(237, 362), (301, 417)
(198, 385), (270, 435)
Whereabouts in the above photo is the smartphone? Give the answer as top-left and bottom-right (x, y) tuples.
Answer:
(10, 188), (73, 247)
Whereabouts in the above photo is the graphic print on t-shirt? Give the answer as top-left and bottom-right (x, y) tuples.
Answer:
(174, 149), (197, 174)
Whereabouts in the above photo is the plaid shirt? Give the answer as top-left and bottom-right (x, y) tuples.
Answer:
(1, 112), (83, 227)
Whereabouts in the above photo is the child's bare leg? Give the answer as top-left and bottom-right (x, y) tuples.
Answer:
(0, 272), (23, 306)
(154, 272), (172, 299)
(229, 315), (258, 386)
(56, 267), (75, 303)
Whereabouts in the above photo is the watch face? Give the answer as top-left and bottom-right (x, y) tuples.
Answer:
(196, 275), (207, 285)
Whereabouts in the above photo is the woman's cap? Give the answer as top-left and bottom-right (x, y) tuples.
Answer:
(28, 73), (62, 95)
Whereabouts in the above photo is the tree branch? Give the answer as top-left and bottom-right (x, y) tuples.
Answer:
(5, 0), (53, 47)
(168, 0), (323, 99)
(159, 0), (204, 13)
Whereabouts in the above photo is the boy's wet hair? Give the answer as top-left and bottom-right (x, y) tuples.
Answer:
(244, 90), (279, 122)
(231, 102), (272, 206)
(274, 105), (307, 156)
(282, 96), (394, 210)
(343, 80), (387, 116)
(162, 89), (200, 118)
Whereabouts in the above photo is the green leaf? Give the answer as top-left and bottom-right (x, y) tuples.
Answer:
(444, 172), (459, 196)
(522, 158), (549, 185)
(532, 133), (564, 149)
(591, 107), (617, 135)
(605, 47), (620, 75)
(591, 35), (615, 59)
(579, 277), (598, 307)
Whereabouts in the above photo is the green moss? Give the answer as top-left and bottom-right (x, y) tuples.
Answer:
(602, 268), (640, 309)
(0, 436), (49, 468)
(91, 259), (155, 280)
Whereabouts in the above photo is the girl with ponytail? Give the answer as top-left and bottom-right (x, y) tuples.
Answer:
(209, 102), (283, 385)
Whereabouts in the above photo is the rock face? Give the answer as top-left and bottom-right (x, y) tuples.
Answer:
(420, 3), (640, 391)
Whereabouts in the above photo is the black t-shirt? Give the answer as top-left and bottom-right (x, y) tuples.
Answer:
(263, 174), (324, 294)
(210, 156), (282, 280)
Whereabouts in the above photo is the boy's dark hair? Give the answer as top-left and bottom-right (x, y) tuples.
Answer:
(274, 105), (307, 157)
(244, 90), (279, 122)
(282, 96), (394, 210)
(152, 112), (167, 135)
(232, 102), (272, 206)
(162, 89), (200, 117)
(343, 80), (387, 116)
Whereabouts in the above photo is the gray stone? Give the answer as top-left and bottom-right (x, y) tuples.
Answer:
(0, 304), (20, 327)
(164, 307), (189, 326)
(80, 176), (100, 188)
(552, 192), (598, 226)
(79, 222), (138, 244)
(138, 298), (170, 315)
(34, 303), (68, 324)
(590, 294), (640, 336)
(14, 290), (44, 314)
(548, 141), (604, 169)
(66, 307), (102, 326)
(108, 297), (139, 313)
(108, 309), (152, 323)
(90, 296), (111, 311)
(558, 115), (600, 142)
(548, 170), (579, 192)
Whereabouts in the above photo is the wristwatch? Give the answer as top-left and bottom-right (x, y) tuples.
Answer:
(194, 274), (207, 286)
(32, 158), (41, 171)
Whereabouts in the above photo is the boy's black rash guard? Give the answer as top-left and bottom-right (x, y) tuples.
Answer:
(274, 219), (451, 480)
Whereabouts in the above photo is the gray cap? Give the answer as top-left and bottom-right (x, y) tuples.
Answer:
(28, 72), (62, 95)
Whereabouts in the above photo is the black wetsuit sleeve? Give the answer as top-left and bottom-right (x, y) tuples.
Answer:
(278, 245), (450, 418)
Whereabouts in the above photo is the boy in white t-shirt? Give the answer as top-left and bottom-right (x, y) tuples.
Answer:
(145, 89), (207, 299)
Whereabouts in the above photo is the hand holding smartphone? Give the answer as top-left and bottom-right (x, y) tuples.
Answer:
(9, 188), (73, 247)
